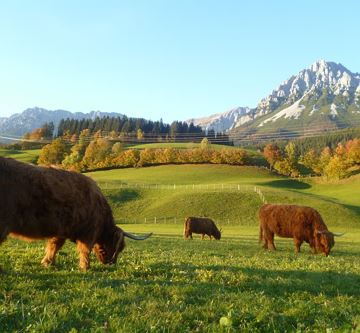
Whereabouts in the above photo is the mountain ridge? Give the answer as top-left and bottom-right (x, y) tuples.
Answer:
(0, 107), (124, 137)
(188, 60), (360, 136)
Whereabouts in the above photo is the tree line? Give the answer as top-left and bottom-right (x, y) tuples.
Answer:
(263, 138), (360, 180)
(37, 130), (247, 171)
(57, 116), (232, 145)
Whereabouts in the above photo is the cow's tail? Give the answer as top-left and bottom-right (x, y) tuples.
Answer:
(123, 231), (153, 240)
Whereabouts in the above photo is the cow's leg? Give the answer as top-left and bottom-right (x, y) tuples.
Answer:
(267, 240), (276, 251)
(41, 237), (66, 267)
(189, 232), (193, 240)
(209, 235), (212, 240)
(76, 240), (92, 271)
(201, 234), (205, 240)
(263, 230), (276, 250)
(309, 239), (317, 254)
(293, 238), (303, 254)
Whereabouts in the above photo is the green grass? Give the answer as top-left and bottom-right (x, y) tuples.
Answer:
(0, 148), (40, 163)
(1, 164), (360, 332)
(87, 164), (279, 185)
(0, 225), (359, 332)
(87, 165), (360, 229)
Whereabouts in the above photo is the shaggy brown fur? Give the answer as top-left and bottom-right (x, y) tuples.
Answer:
(184, 217), (221, 240)
(0, 156), (151, 271)
(259, 204), (338, 256)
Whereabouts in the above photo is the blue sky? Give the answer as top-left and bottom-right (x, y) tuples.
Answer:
(0, 0), (359, 123)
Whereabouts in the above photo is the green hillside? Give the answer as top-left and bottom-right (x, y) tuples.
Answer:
(0, 148), (40, 163)
(88, 165), (360, 229)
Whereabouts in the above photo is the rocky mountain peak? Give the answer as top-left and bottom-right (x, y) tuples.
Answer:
(188, 60), (360, 134)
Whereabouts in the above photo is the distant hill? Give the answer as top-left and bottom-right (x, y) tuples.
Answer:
(0, 107), (123, 137)
(186, 107), (252, 133)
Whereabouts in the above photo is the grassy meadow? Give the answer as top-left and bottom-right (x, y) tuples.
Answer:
(0, 148), (40, 164)
(0, 152), (360, 332)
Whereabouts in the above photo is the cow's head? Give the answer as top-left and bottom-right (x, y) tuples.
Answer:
(94, 227), (125, 265)
(316, 230), (344, 256)
(213, 227), (222, 240)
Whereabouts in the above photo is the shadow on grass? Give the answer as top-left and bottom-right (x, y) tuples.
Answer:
(261, 179), (360, 221)
(261, 179), (312, 190)
(106, 189), (140, 204)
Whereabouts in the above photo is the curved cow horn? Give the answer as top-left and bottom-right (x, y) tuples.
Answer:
(316, 230), (329, 234)
(123, 231), (153, 240)
(331, 232), (345, 237)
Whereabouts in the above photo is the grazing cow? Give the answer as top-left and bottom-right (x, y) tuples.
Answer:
(0, 156), (152, 271)
(184, 217), (221, 240)
(259, 204), (343, 256)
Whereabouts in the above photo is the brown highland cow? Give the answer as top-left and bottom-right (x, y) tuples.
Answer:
(0, 156), (152, 271)
(259, 204), (343, 256)
(184, 217), (221, 240)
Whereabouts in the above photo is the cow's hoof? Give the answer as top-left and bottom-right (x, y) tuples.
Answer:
(41, 258), (53, 267)
(79, 264), (89, 271)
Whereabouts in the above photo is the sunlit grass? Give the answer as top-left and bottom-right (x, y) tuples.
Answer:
(0, 148), (40, 164)
(0, 226), (359, 332)
(1, 163), (359, 331)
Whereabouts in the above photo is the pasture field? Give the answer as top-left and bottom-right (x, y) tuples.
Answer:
(0, 225), (359, 332)
(88, 165), (360, 229)
(1, 164), (360, 332)
(0, 148), (40, 164)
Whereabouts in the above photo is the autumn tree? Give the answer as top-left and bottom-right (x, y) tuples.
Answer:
(263, 144), (282, 170)
(82, 138), (112, 169)
(318, 147), (332, 175)
(38, 138), (68, 166)
(111, 142), (123, 155)
(324, 155), (350, 180)
(62, 129), (91, 170)
(346, 138), (360, 164)
(300, 149), (321, 175)
(273, 142), (299, 177)
(137, 129), (144, 141)
(200, 137), (211, 150)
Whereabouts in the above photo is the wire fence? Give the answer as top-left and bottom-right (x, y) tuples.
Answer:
(116, 216), (254, 225)
(99, 181), (268, 196)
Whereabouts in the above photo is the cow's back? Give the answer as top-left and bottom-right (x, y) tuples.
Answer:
(185, 217), (212, 234)
(0, 156), (112, 240)
(259, 204), (321, 238)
